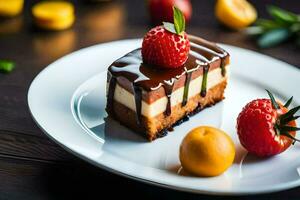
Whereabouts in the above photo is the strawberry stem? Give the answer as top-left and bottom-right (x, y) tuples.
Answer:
(267, 90), (300, 144)
(280, 105), (300, 121)
(281, 132), (300, 144)
(279, 125), (300, 132)
(280, 115), (300, 124)
(266, 89), (280, 109)
(284, 96), (293, 108)
(274, 123), (280, 136)
(265, 89), (300, 144)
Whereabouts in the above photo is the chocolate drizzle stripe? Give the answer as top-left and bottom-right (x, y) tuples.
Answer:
(165, 95), (171, 116)
(221, 58), (226, 77)
(182, 72), (192, 106)
(133, 85), (142, 125)
(201, 65), (209, 97)
(107, 76), (116, 115)
(163, 85), (174, 116)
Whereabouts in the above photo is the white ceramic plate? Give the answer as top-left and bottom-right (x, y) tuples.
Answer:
(28, 39), (300, 195)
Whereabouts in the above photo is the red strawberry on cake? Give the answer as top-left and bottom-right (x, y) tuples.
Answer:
(142, 7), (190, 68)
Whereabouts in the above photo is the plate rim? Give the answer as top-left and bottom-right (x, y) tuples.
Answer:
(28, 38), (300, 195)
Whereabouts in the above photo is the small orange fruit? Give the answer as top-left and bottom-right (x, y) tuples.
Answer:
(179, 126), (235, 177)
(215, 0), (257, 30)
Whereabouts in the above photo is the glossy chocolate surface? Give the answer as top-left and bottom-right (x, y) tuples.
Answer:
(108, 35), (229, 92)
(106, 35), (229, 125)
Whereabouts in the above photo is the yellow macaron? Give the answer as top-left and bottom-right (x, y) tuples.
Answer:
(32, 1), (75, 31)
(0, 0), (24, 17)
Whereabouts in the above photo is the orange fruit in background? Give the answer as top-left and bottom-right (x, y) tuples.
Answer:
(215, 0), (257, 30)
(32, 1), (75, 31)
(0, 0), (24, 17)
(179, 126), (235, 177)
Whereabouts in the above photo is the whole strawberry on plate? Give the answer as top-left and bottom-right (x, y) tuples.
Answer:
(237, 90), (300, 157)
(142, 6), (190, 68)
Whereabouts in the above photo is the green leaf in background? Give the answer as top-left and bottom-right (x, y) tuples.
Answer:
(255, 19), (282, 30)
(267, 6), (299, 25)
(0, 60), (15, 73)
(247, 5), (300, 48)
(173, 6), (185, 35)
(244, 26), (265, 36)
(291, 23), (300, 33)
(163, 22), (177, 34)
(258, 28), (291, 48)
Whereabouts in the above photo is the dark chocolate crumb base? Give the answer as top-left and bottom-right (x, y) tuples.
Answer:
(154, 100), (222, 140)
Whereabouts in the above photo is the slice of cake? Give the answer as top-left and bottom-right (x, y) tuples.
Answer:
(106, 8), (229, 141)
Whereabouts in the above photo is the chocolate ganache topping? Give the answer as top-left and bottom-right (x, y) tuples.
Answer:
(107, 35), (229, 125)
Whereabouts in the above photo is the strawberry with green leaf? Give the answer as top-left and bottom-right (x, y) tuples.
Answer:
(142, 7), (190, 68)
(237, 90), (300, 157)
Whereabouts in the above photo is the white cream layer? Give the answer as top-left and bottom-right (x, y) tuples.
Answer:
(113, 66), (229, 118)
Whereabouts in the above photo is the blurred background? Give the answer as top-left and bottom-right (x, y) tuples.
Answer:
(0, 0), (300, 199)
(0, 0), (299, 67)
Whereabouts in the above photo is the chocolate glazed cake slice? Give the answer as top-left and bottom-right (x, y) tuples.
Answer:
(106, 35), (230, 141)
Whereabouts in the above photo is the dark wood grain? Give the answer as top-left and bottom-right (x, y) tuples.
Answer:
(0, 0), (299, 199)
(0, 129), (74, 162)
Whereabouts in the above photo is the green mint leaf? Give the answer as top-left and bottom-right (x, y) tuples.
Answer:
(163, 22), (177, 34)
(266, 89), (280, 109)
(258, 28), (291, 48)
(0, 59), (15, 73)
(173, 6), (185, 35)
(267, 6), (299, 25)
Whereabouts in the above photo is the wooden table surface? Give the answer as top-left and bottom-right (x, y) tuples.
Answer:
(0, 0), (299, 199)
